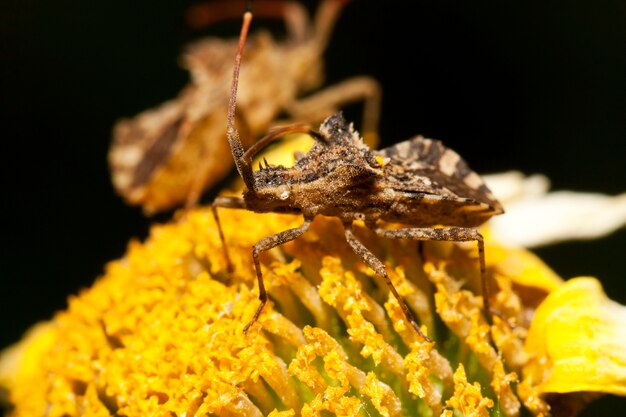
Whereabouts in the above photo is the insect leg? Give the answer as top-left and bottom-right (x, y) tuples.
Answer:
(286, 76), (382, 147)
(416, 241), (426, 265)
(343, 222), (432, 342)
(212, 196), (248, 273)
(312, 0), (352, 54)
(371, 226), (492, 326)
(244, 218), (313, 334)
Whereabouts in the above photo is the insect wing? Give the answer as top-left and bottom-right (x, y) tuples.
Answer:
(376, 136), (503, 213)
(109, 94), (191, 205)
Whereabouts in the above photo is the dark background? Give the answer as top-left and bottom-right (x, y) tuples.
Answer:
(1, 0), (625, 415)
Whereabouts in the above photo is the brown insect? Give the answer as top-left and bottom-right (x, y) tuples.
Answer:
(213, 9), (504, 340)
(108, 0), (380, 214)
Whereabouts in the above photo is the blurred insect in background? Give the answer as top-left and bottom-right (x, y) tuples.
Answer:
(109, 0), (381, 214)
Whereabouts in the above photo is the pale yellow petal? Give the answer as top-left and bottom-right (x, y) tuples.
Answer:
(524, 277), (626, 396)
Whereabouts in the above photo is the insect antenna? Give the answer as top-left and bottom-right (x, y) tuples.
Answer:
(227, 8), (256, 192)
(241, 123), (315, 162)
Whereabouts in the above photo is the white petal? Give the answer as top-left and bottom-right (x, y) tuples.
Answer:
(483, 171), (550, 205)
(484, 172), (626, 247)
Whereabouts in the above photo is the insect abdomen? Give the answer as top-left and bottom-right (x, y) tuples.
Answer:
(379, 192), (497, 228)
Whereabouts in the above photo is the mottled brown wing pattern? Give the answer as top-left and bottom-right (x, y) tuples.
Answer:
(376, 136), (503, 213)
(108, 95), (190, 205)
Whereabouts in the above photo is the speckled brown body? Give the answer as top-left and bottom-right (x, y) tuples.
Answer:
(214, 9), (503, 338)
(220, 112), (503, 338)
(243, 113), (503, 227)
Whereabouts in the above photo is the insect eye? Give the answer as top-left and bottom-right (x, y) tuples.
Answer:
(278, 185), (290, 200)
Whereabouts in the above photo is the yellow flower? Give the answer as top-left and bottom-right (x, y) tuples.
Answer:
(520, 278), (626, 413)
(1, 196), (625, 415)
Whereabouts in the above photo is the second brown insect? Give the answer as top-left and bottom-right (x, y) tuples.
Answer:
(109, 0), (380, 214)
